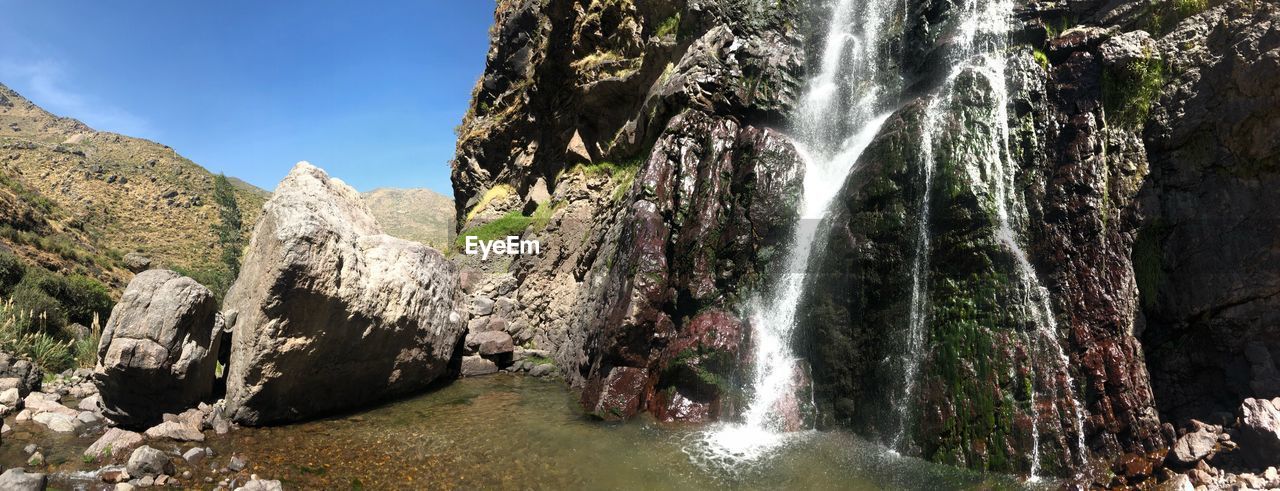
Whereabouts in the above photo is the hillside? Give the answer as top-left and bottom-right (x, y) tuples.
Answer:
(362, 187), (453, 249)
(0, 82), (265, 289)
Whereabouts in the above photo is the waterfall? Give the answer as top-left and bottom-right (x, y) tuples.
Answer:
(688, 0), (902, 467)
(924, 0), (1088, 478)
(687, 0), (1089, 477)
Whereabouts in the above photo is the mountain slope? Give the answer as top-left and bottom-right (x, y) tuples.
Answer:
(362, 187), (453, 249)
(0, 82), (265, 288)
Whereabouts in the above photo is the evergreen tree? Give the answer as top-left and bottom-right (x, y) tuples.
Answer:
(213, 174), (243, 280)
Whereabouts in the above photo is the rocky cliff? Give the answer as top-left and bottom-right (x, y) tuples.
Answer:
(452, 0), (810, 422)
(452, 0), (1280, 482)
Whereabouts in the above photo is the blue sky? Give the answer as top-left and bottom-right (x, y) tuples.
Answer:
(0, 1), (496, 195)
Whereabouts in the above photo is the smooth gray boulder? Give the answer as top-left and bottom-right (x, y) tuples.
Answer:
(0, 468), (46, 491)
(223, 162), (463, 425)
(93, 270), (223, 428)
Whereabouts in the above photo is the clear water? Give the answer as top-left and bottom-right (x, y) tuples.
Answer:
(3, 376), (1028, 490)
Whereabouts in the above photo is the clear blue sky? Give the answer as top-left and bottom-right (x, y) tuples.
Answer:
(0, 0), (495, 195)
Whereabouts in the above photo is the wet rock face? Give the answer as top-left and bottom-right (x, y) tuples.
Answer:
(577, 110), (803, 421)
(223, 162), (463, 425)
(94, 269), (223, 429)
(1138, 2), (1280, 426)
(647, 309), (746, 422)
(1033, 20), (1166, 461)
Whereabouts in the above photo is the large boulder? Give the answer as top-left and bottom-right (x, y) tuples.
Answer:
(93, 270), (224, 428)
(223, 162), (463, 425)
(1238, 398), (1280, 467)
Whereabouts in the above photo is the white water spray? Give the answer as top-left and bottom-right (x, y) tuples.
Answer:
(690, 0), (902, 466)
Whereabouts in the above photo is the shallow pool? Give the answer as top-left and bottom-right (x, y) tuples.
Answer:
(3, 375), (1034, 489)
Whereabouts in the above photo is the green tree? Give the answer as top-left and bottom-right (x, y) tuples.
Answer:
(213, 174), (244, 280)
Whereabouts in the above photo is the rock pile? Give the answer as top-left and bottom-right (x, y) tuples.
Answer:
(457, 272), (556, 378)
(1161, 397), (1280, 489)
(0, 351), (43, 400)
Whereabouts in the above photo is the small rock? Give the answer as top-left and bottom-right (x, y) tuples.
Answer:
(123, 253), (152, 273)
(471, 296), (495, 316)
(493, 297), (519, 319)
(529, 364), (553, 377)
(16, 409), (30, 421)
(23, 443), (37, 454)
(98, 466), (130, 483)
(183, 447), (207, 465)
(460, 356), (498, 377)
(235, 478), (283, 491)
(1166, 474), (1194, 491)
(1239, 398), (1280, 467)
(78, 394), (102, 411)
(50, 415), (80, 432)
(86, 428), (144, 460)
(1240, 473), (1267, 488)
(0, 387), (19, 405)
(145, 420), (204, 441)
(78, 411), (101, 425)
(466, 317), (490, 334)
(155, 475), (169, 486)
(0, 468), (47, 491)
(27, 451), (43, 466)
(139, 475), (154, 487)
(116, 483), (135, 491)
(227, 455), (247, 472)
(127, 445), (175, 477)
(1189, 468), (1213, 486)
(469, 331), (514, 356)
(1169, 425), (1218, 466)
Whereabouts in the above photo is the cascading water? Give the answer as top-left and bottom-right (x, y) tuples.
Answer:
(688, 0), (903, 467)
(689, 0), (1089, 479)
(911, 0), (1089, 479)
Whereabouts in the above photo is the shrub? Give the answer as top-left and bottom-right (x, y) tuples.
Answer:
(172, 264), (235, 302)
(11, 282), (67, 332)
(1103, 53), (1165, 129)
(655, 13), (680, 39)
(12, 269), (112, 328)
(0, 299), (74, 373)
(0, 250), (26, 294)
(58, 275), (113, 326)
